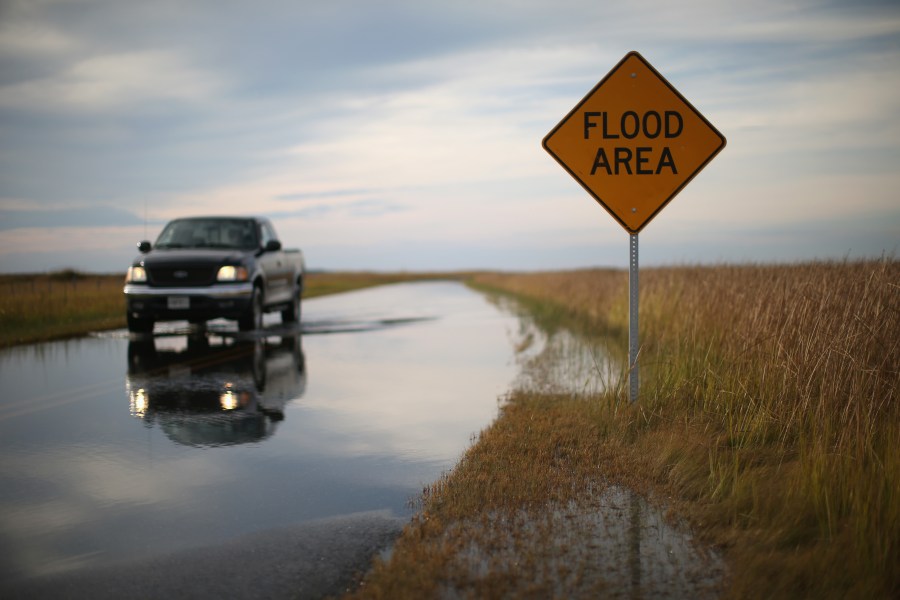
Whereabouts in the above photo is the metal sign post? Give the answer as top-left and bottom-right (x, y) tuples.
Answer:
(629, 233), (639, 403)
(542, 51), (725, 404)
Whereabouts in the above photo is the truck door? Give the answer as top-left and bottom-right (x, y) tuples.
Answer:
(258, 221), (291, 304)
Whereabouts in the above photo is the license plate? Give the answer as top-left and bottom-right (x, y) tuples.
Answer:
(168, 296), (190, 310)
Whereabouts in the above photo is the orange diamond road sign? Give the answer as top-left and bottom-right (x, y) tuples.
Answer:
(543, 51), (726, 233)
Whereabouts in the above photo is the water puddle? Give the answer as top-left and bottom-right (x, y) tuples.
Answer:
(465, 291), (726, 597)
(0, 281), (523, 590)
(514, 325), (621, 396)
(486, 293), (622, 396)
(442, 486), (725, 599)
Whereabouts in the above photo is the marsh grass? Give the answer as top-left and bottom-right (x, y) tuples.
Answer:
(0, 272), (126, 346)
(349, 259), (898, 598)
(0, 270), (463, 347)
(470, 260), (899, 597)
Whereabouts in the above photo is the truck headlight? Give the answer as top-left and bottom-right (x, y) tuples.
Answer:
(217, 266), (249, 282)
(126, 266), (147, 283)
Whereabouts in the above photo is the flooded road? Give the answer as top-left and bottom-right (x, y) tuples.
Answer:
(0, 281), (524, 596)
(0, 280), (724, 598)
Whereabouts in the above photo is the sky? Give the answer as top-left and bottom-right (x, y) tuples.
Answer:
(0, 0), (898, 273)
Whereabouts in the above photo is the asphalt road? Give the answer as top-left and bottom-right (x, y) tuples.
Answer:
(1, 511), (404, 600)
(1, 282), (522, 599)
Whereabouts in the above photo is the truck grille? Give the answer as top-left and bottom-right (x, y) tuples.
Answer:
(148, 266), (216, 287)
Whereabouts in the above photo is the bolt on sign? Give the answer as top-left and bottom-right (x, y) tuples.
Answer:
(542, 51), (726, 233)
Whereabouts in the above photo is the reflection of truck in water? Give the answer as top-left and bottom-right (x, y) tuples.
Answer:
(126, 333), (306, 447)
(123, 216), (305, 333)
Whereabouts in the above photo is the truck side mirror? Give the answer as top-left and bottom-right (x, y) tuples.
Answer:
(138, 241), (152, 253)
(264, 240), (282, 252)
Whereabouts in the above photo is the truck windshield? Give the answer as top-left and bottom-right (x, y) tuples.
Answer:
(155, 219), (259, 250)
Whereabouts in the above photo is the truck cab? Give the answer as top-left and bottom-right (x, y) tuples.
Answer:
(124, 216), (304, 334)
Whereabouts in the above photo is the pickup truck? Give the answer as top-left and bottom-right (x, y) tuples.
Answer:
(124, 216), (305, 333)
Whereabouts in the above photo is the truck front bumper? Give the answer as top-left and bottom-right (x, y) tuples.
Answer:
(124, 283), (254, 322)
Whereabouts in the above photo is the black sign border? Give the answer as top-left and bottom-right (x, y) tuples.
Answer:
(542, 50), (727, 234)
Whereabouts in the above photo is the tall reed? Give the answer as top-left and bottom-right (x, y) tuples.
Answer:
(0, 270), (465, 347)
(471, 258), (899, 597)
(0, 272), (126, 346)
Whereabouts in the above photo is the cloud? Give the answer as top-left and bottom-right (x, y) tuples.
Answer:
(724, 7), (900, 44)
(0, 225), (148, 257)
(0, 50), (227, 113)
(0, 0), (898, 272)
(276, 188), (375, 202)
(0, 204), (144, 230)
(0, 18), (78, 58)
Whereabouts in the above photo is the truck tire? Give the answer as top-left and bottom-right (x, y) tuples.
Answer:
(127, 314), (154, 334)
(281, 286), (302, 324)
(239, 286), (263, 332)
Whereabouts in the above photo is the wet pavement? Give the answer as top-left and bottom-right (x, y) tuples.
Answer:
(3, 511), (405, 600)
(0, 281), (524, 598)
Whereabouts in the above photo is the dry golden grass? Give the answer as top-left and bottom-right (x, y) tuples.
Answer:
(0, 270), (463, 347)
(349, 259), (899, 599)
(476, 260), (899, 598)
(0, 271), (126, 347)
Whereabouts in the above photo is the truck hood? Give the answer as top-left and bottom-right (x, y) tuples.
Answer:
(135, 249), (249, 266)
